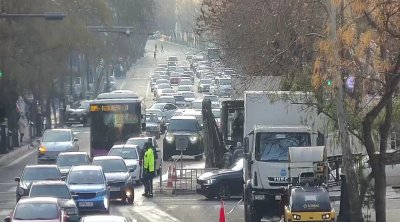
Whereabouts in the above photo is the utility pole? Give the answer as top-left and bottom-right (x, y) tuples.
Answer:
(326, 1), (363, 221)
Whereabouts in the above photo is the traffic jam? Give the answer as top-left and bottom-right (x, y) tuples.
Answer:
(5, 51), (235, 222)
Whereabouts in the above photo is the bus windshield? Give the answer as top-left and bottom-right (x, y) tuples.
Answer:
(90, 102), (142, 155)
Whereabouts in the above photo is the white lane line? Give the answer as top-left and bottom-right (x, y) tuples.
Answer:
(5, 149), (35, 167)
(133, 205), (180, 222)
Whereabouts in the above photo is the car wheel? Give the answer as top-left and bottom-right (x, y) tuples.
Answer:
(217, 183), (231, 200)
(128, 196), (134, 204)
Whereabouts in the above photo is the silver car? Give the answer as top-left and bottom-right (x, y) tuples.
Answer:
(37, 129), (79, 164)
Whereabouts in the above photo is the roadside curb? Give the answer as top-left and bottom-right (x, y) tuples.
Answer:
(0, 144), (35, 167)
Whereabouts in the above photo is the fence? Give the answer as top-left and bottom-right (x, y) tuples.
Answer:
(173, 167), (218, 194)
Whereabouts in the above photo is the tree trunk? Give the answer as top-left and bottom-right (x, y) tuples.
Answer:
(51, 98), (57, 128)
(45, 96), (51, 130)
(327, 0), (363, 220)
(373, 162), (386, 222)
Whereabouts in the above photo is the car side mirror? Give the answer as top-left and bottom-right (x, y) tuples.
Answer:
(36, 139), (41, 143)
(156, 148), (161, 152)
(4, 216), (11, 222)
(129, 168), (135, 173)
(141, 123), (146, 131)
(73, 138), (78, 142)
(14, 177), (20, 182)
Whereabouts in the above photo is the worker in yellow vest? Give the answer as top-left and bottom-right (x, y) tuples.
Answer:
(143, 145), (155, 197)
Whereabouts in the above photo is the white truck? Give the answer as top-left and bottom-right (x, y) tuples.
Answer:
(243, 91), (325, 221)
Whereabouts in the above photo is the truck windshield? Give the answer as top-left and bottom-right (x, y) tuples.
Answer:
(255, 132), (310, 162)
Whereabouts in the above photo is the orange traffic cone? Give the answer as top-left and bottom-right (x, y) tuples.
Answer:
(219, 200), (226, 222)
(171, 165), (177, 181)
(167, 165), (173, 187)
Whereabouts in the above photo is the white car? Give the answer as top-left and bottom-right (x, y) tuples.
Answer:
(177, 85), (193, 93)
(157, 95), (176, 104)
(179, 79), (193, 86)
(150, 103), (179, 121)
(180, 91), (196, 107)
(203, 95), (220, 108)
(126, 137), (162, 175)
(108, 144), (142, 184)
(191, 99), (203, 111)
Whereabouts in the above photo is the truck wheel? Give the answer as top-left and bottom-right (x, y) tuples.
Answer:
(244, 190), (261, 222)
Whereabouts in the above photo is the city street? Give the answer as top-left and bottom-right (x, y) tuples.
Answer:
(2, 40), (400, 222)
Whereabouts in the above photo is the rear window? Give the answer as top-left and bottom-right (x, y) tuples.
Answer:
(109, 148), (139, 160)
(30, 184), (71, 199)
(43, 131), (71, 142)
(14, 203), (58, 220)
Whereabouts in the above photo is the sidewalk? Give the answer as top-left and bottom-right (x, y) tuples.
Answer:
(0, 125), (37, 167)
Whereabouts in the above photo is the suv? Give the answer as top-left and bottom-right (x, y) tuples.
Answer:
(163, 116), (204, 161)
(92, 156), (134, 204)
(65, 100), (92, 126)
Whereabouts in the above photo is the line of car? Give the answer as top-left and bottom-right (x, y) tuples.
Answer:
(10, 130), (161, 222)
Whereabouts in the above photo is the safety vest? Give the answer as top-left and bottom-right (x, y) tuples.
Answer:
(144, 148), (155, 172)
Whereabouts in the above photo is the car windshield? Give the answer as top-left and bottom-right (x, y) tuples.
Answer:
(158, 97), (175, 103)
(230, 159), (243, 171)
(22, 168), (60, 182)
(204, 95), (218, 101)
(151, 104), (165, 110)
(180, 80), (192, 85)
(168, 119), (198, 131)
(57, 155), (88, 167)
(174, 96), (185, 101)
(182, 92), (195, 98)
(156, 80), (168, 84)
(42, 131), (71, 142)
(14, 203), (58, 220)
(192, 102), (202, 110)
(146, 114), (158, 123)
(291, 190), (331, 212)
(93, 159), (127, 173)
(212, 110), (221, 118)
(126, 138), (147, 149)
(158, 84), (170, 89)
(68, 170), (104, 184)
(219, 79), (231, 85)
(178, 86), (191, 91)
(255, 133), (311, 162)
(79, 101), (91, 109)
(109, 148), (139, 160)
(200, 79), (211, 84)
(30, 184), (71, 199)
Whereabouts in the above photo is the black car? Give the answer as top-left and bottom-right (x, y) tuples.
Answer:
(92, 156), (135, 204)
(163, 116), (204, 161)
(196, 158), (243, 200)
(15, 165), (62, 202)
(65, 100), (92, 126)
(29, 181), (79, 222)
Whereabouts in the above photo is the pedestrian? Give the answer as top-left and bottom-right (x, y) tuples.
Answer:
(161, 44), (164, 53)
(233, 142), (244, 161)
(18, 116), (27, 143)
(143, 144), (155, 197)
(155, 43), (157, 52)
(153, 51), (157, 60)
(223, 145), (235, 168)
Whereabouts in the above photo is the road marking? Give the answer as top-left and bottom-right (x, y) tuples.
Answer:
(133, 205), (180, 222)
(4, 149), (35, 167)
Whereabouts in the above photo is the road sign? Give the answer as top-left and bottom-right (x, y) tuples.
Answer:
(175, 135), (188, 151)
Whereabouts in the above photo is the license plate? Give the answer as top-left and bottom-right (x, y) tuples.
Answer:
(79, 202), (93, 207)
(110, 187), (120, 191)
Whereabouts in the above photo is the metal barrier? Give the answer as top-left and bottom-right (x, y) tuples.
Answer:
(173, 168), (218, 193)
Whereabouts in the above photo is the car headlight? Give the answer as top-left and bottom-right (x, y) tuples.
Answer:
(103, 197), (108, 209)
(129, 165), (137, 172)
(205, 179), (215, 185)
(65, 207), (77, 215)
(292, 214), (301, 220)
(18, 187), (25, 195)
(165, 134), (174, 143)
(38, 146), (46, 154)
(322, 213), (331, 219)
(96, 189), (107, 197)
(189, 135), (198, 143)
